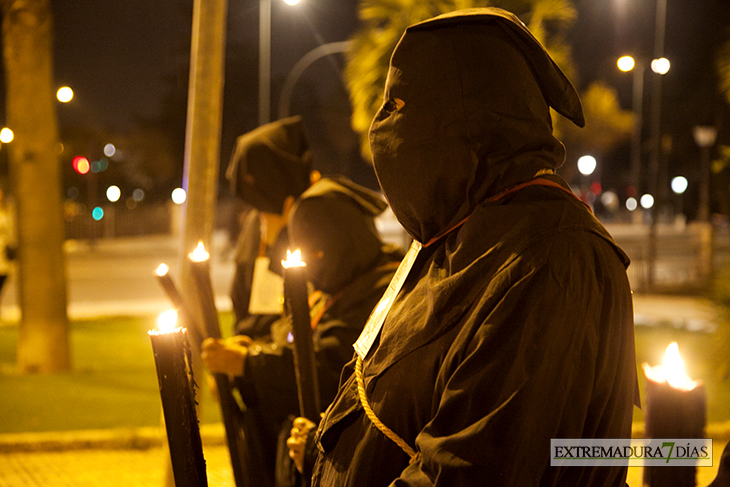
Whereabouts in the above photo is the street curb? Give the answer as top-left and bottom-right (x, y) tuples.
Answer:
(2, 422), (728, 453)
(0, 423), (226, 453)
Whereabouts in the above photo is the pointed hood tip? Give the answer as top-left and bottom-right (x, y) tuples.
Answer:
(408, 7), (585, 129)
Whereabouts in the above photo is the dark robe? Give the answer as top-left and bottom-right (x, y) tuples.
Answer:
(309, 8), (638, 487)
(311, 180), (637, 486)
(233, 178), (404, 487)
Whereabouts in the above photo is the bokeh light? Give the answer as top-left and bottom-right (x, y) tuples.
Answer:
(640, 194), (655, 209)
(0, 128), (14, 143)
(132, 189), (145, 202)
(171, 188), (187, 204)
(601, 191), (618, 210)
(626, 197), (638, 211)
(671, 176), (688, 194)
(617, 56), (635, 72)
(103, 143), (116, 157)
(106, 185), (121, 202)
(651, 58), (670, 75)
(92, 207), (104, 221)
(577, 155), (597, 176)
(72, 156), (90, 175)
(56, 86), (74, 103)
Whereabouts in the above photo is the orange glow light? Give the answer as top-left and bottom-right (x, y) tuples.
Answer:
(642, 342), (700, 391)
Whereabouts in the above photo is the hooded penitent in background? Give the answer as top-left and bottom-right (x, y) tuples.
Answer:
(225, 115), (314, 337)
(306, 8), (638, 487)
(203, 172), (404, 487)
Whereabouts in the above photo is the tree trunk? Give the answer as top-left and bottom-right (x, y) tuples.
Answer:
(2, 0), (70, 373)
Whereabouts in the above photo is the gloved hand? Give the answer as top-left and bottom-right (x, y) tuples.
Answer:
(200, 335), (253, 377)
(286, 416), (317, 473)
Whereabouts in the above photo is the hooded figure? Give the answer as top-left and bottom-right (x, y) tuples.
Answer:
(225, 116), (315, 336)
(307, 9), (638, 486)
(208, 176), (404, 487)
(226, 115), (312, 215)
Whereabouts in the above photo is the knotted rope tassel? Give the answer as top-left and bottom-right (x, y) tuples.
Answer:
(355, 356), (422, 464)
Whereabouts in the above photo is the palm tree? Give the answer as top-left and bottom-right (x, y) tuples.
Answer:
(345, 0), (580, 159)
(2, 0), (71, 373)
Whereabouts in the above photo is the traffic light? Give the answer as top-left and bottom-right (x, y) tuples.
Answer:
(72, 156), (90, 175)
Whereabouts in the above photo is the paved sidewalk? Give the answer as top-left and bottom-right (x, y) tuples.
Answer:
(0, 425), (233, 487)
(0, 424), (726, 486)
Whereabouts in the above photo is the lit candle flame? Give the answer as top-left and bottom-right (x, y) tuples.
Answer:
(149, 309), (181, 335)
(189, 241), (209, 262)
(155, 263), (169, 276)
(642, 342), (700, 391)
(282, 249), (307, 268)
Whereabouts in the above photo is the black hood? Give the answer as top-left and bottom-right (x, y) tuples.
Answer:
(369, 8), (584, 244)
(226, 116), (312, 214)
(288, 178), (389, 294)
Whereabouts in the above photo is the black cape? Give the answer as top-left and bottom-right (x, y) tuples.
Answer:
(311, 8), (638, 487)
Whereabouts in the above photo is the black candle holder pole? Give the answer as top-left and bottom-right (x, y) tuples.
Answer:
(643, 344), (707, 487)
(149, 327), (208, 487)
(155, 263), (204, 348)
(188, 242), (248, 487)
(283, 250), (321, 421)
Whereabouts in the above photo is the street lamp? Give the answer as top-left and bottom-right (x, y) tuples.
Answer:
(617, 55), (644, 200)
(577, 155), (597, 176)
(259, 0), (301, 126)
(56, 86), (74, 103)
(693, 126), (718, 222)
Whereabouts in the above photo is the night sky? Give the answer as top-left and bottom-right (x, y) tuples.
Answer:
(4, 0), (730, 207)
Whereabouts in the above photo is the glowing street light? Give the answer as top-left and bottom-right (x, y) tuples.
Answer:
(640, 194), (655, 209)
(0, 128), (14, 143)
(617, 55), (635, 72)
(171, 188), (187, 205)
(671, 176), (688, 195)
(577, 155), (597, 176)
(56, 86), (74, 103)
(651, 58), (670, 75)
(106, 185), (121, 202)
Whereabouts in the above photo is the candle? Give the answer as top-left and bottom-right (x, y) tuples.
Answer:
(154, 263), (204, 347)
(149, 313), (208, 487)
(187, 242), (222, 340)
(186, 241), (247, 486)
(642, 342), (706, 487)
(282, 249), (321, 420)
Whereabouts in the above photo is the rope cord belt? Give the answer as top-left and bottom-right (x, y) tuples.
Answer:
(355, 356), (422, 464)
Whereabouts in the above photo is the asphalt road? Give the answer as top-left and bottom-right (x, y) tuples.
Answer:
(0, 232), (237, 322)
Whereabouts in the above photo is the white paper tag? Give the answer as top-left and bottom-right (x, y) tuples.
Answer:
(248, 257), (285, 314)
(353, 240), (422, 359)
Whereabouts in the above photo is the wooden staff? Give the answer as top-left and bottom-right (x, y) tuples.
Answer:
(188, 242), (248, 487)
(149, 326), (208, 487)
(282, 249), (320, 420)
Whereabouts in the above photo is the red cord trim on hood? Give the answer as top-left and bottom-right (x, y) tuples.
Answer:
(423, 177), (591, 248)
